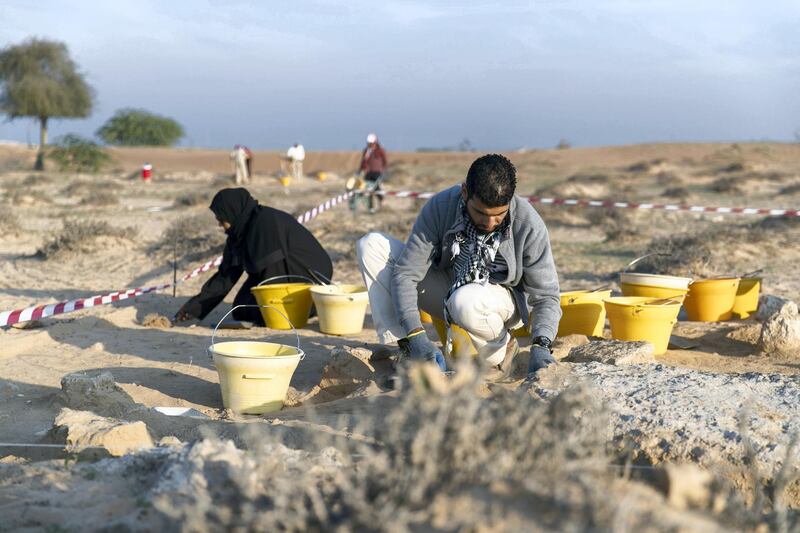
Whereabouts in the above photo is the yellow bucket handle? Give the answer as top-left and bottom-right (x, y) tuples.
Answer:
(257, 275), (315, 286)
(210, 304), (303, 358)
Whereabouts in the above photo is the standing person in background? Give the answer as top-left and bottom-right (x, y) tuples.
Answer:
(174, 188), (333, 326)
(355, 133), (387, 214)
(230, 145), (251, 185)
(286, 142), (305, 180)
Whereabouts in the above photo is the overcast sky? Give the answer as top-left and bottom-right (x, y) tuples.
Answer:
(1, 0), (799, 150)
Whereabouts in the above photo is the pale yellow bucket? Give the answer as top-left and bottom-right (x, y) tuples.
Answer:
(558, 289), (612, 337)
(683, 278), (740, 322)
(209, 305), (303, 414)
(251, 277), (313, 330)
(732, 278), (761, 319)
(619, 273), (692, 301)
(309, 284), (369, 335)
(604, 296), (682, 355)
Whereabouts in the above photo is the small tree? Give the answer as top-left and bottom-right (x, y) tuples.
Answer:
(0, 38), (94, 170)
(97, 108), (184, 146)
(48, 134), (111, 172)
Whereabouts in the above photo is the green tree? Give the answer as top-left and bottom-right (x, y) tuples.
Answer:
(97, 108), (184, 146)
(0, 38), (94, 170)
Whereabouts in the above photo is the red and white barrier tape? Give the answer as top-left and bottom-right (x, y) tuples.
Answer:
(0, 191), (354, 328)
(376, 190), (800, 217)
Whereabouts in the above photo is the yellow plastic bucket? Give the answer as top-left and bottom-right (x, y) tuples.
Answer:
(621, 282), (689, 301)
(251, 282), (313, 330)
(732, 278), (761, 319)
(211, 341), (302, 414)
(558, 289), (612, 337)
(431, 316), (448, 345)
(511, 325), (530, 338)
(446, 323), (477, 361)
(683, 278), (740, 322)
(279, 176), (292, 187)
(309, 284), (369, 335)
(604, 297), (682, 355)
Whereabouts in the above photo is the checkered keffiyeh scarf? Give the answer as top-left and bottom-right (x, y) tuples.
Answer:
(447, 201), (507, 302)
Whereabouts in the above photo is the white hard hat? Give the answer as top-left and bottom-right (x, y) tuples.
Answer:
(366, 133), (377, 144)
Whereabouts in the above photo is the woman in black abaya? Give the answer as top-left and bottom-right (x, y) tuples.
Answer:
(175, 188), (333, 325)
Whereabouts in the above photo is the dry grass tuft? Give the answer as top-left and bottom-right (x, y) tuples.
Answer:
(80, 190), (119, 206)
(173, 191), (208, 207)
(36, 219), (137, 260)
(151, 214), (224, 262)
(0, 209), (20, 230)
(22, 174), (54, 187)
(634, 217), (799, 277)
(142, 365), (798, 531)
(709, 176), (744, 194)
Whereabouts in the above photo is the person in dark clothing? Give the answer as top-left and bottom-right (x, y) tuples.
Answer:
(174, 188), (333, 325)
(351, 132), (388, 213)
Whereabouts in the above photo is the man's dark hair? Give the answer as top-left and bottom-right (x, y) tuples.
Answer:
(465, 154), (517, 207)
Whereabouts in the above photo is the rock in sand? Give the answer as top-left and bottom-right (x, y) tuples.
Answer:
(51, 408), (154, 457)
(563, 339), (655, 365)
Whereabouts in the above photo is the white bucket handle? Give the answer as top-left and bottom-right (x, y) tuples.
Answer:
(210, 304), (303, 358)
(623, 253), (672, 273)
(257, 275), (315, 286)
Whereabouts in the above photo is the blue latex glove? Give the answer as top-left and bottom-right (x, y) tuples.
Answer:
(528, 345), (556, 374)
(406, 332), (447, 372)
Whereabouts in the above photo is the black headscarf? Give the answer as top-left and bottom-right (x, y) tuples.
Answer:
(210, 188), (259, 268)
(210, 188), (258, 242)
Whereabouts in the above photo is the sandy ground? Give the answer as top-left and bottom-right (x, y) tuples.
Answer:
(1, 142), (800, 529)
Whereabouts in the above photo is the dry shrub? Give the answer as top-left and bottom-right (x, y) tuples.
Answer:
(173, 191), (207, 207)
(143, 366), (796, 532)
(61, 179), (109, 198)
(662, 186), (690, 200)
(36, 219), (137, 260)
(22, 174), (54, 187)
(3, 182), (51, 205)
(0, 209), (20, 230)
(80, 190), (118, 206)
(586, 207), (640, 242)
(633, 217), (798, 277)
(718, 161), (746, 173)
(152, 214), (224, 261)
(709, 176), (743, 194)
(150, 370), (618, 531)
(656, 171), (682, 186)
(779, 183), (800, 195)
(626, 159), (665, 173)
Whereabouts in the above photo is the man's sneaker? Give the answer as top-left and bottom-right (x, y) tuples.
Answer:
(484, 336), (520, 382)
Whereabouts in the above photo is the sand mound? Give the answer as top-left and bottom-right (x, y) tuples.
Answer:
(141, 313), (173, 329)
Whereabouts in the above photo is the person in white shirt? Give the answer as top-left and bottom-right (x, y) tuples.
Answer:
(286, 143), (305, 180)
(230, 145), (250, 185)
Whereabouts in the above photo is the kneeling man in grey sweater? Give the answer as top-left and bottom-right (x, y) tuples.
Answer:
(356, 154), (561, 378)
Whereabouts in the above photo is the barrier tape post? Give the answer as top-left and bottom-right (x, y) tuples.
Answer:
(0, 191), (355, 328)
